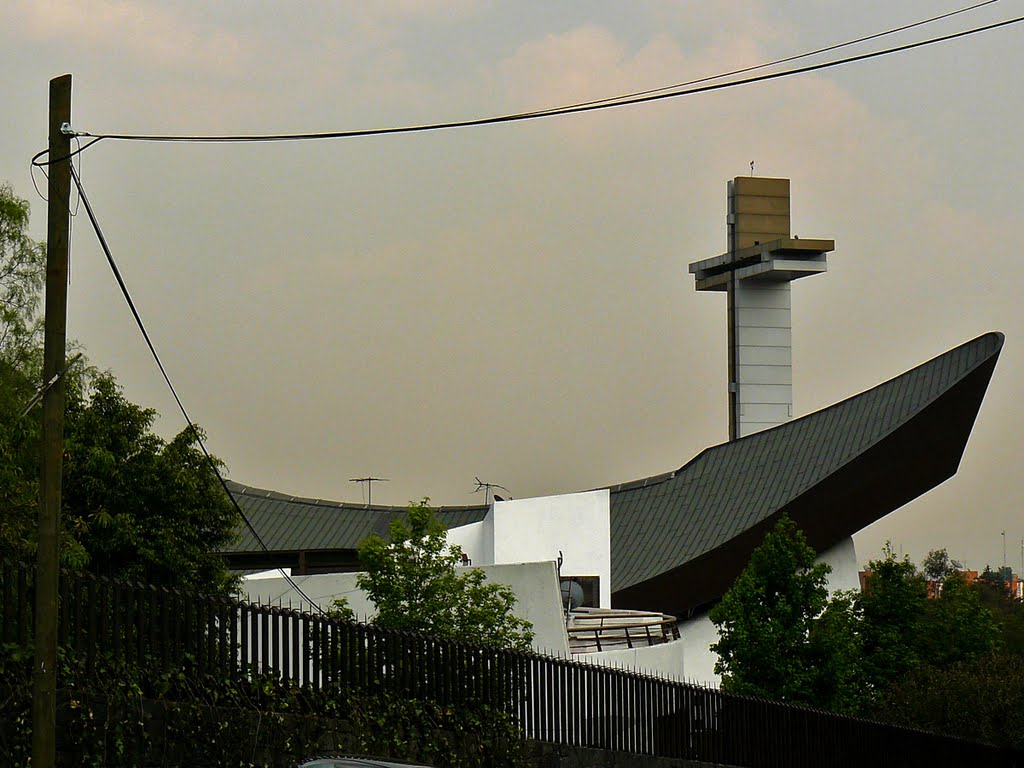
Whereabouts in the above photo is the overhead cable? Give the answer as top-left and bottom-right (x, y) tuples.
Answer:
(67, 164), (326, 615)
(41, 10), (1022, 156)
(513, 0), (1000, 115)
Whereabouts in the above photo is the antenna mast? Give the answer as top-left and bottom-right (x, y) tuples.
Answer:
(349, 477), (389, 508)
(473, 477), (510, 505)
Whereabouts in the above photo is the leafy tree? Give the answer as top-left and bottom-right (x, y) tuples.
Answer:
(857, 543), (929, 694)
(344, 498), (534, 650)
(921, 547), (961, 581)
(875, 653), (1024, 750)
(0, 181), (239, 596)
(970, 568), (1024, 654)
(0, 182), (45, 366)
(0, 183), (46, 561)
(714, 526), (1013, 724)
(979, 564), (1014, 599)
(709, 515), (839, 706)
(60, 374), (240, 594)
(918, 572), (1002, 668)
(808, 590), (867, 714)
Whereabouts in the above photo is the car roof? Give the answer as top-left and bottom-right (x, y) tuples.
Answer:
(297, 758), (435, 768)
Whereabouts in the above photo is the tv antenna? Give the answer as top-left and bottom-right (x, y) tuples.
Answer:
(472, 477), (510, 505)
(349, 477), (389, 508)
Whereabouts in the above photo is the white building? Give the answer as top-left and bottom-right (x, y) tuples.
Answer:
(230, 177), (1003, 687)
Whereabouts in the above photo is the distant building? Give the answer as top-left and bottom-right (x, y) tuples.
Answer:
(858, 567), (1024, 601)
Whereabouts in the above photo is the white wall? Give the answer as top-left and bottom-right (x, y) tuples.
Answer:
(818, 535), (860, 592)
(243, 570), (376, 621)
(677, 612), (721, 687)
(478, 561), (568, 656)
(446, 518), (488, 565)
(489, 489), (612, 608)
(242, 560), (568, 656)
(589, 638), (686, 679)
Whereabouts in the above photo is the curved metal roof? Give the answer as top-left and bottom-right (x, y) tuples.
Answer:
(610, 331), (1003, 612)
(223, 484), (488, 559)
(224, 332), (1002, 612)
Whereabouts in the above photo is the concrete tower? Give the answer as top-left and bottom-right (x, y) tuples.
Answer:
(689, 177), (835, 440)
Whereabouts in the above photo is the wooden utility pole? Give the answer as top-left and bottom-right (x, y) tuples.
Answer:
(33, 73), (72, 768)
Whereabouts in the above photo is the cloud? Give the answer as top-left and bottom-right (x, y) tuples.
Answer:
(8, 0), (247, 77)
(348, 0), (488, 23)
(492, 19), (841, 159)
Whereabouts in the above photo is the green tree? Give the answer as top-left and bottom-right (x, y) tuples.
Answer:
(857, 543), (929, 694)
(875, 653), (1024, 750)
(921, 547), (961, 581)
(918, 571), (1002, 668)
(710, 515), (839, 706)
(0, 182), (45, 367)
(0, 182), (239, 596)
(0, 183), (46, 561)
(808, 590), (867, 714)
(59, 374), (240, 594)
(970, 567), (1024, 654)
(346, 498), (534, 650)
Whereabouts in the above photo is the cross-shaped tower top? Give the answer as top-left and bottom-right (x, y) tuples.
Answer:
(688, 177), (835, 441)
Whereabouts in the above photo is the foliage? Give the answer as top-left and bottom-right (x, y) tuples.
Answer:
(807, 590), (867, 714)
(325, 596), (356, 623)
(346, 690), (523, 768)
(972, 571), (1024, 654)
(0, 182), (45, 367)
(0, 181), (239, 596)
(353, 498), (534, 651)
(860, 546), (1004, 696)
(921, 547), (962, 581)
(0, 369), (241, 595)
(60, 374), (240, 594)
(710, 515), (839, 706)
(875, 653), (1024, 751)
(857, 543), (929, 694)
(0, 638), (524, 768)
(980, 565), (1015, 598)
(918, 572), (1002, 668)
(711, 527), (1007, 717)
(0, 183), (46, 562)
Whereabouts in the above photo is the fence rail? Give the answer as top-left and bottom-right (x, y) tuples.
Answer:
(1, 559), (1018, 768)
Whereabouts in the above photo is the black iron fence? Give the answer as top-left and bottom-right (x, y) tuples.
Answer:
(1, 559), (1019, 768)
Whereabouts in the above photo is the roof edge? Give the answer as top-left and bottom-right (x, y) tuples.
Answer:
(224, 479), (490, 515)
(606, 331), (1003, 495)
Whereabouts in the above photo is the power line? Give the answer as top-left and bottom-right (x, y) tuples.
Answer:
(67, 164), (326, 615)
(46, 9), (1020, 154)
(512, 0), (1000, 115)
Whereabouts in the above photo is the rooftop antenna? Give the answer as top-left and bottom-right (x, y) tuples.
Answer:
(349, 477), (389, 508)
(473, 477), (510, 505)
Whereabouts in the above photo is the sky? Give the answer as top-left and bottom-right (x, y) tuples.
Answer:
(1, 0), (1022, 572)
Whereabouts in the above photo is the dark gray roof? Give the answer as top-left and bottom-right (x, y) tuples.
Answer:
(609, 331), (1003, 611)
(222, 332), (1003, 614)
(225, 483), (488, 554)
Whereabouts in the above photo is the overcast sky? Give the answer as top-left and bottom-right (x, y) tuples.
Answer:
(2, 0), (1022, 571)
